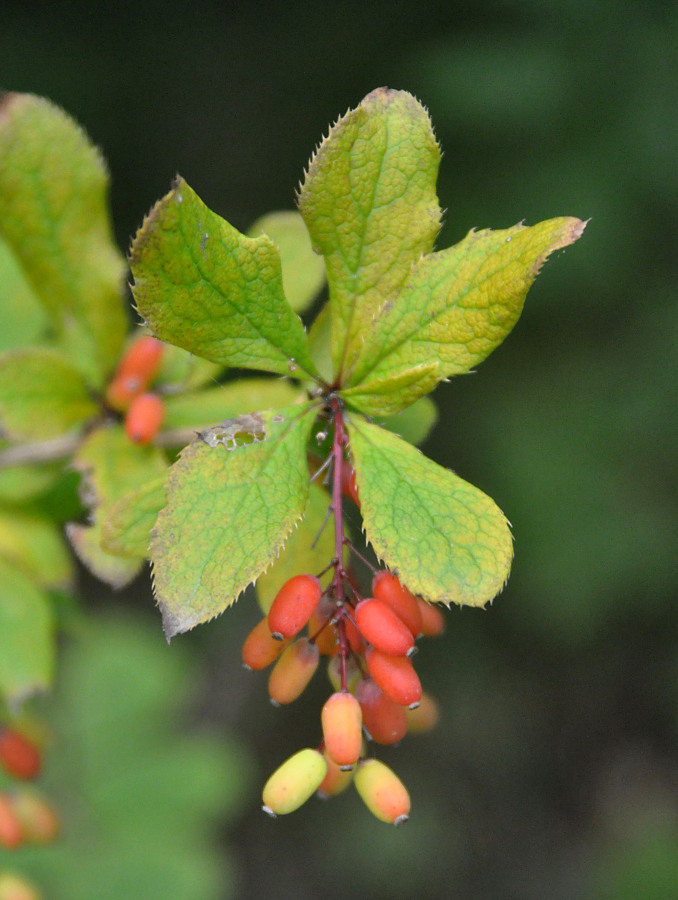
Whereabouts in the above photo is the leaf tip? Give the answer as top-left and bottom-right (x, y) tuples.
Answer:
(158, 601), (185, 643)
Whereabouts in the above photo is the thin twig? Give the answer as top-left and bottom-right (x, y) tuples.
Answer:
(0, 433), (81, 469)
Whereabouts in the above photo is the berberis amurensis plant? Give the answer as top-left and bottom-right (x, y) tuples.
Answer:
(0, 87), (586, 827)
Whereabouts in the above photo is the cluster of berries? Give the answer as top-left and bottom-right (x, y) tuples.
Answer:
(105, 334), (166, 444)
(242, 567), (444, 824)
(0, 726), (59, 853)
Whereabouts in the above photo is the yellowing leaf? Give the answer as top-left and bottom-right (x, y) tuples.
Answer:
(340, 362), (440, 416)
(349, 217), (588, 389)
(67, 425), (168, 587)
(298, 88), (441, 380)
(0, 93), (127, 387)
(131, 178), (318, 379)
(151, 403), (318, 639)
(347, 416), (512, 607)
(100, 476), (167, 559)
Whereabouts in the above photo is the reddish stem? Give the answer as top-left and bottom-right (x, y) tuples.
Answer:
(329, 396), (350, 690)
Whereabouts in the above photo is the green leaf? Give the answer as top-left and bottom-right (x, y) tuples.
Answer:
(0, 556), (54, 706)
(347, 416), (512, 607)
(0, 348), (98, 440)
(307, 302), (333, 385)
(349, 217), (588, 389)
(248, 210), (325, 314)
(151, 403), (318, 639)
(381, 395), (438, 447)
(255, 480), (334, 614)
(0, 508), (73, 589)
(100, 476), (167, 558)
(131, 177), (318, 379)
(298, 88), (441, 380)
(163, 377), (304, 431)
(67, 425), (168, 587)
(154, 341), (222, 392)
(0, 93), (127, 387)
(0, 457), (63, 503)
(340, 362), (440, 416)
(0, 234), (49, 352)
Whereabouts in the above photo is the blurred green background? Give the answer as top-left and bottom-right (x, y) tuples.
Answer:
(2, 0), (677, 897)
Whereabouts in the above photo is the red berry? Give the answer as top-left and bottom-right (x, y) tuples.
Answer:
(355, 678), (408, 745)
(0, 729), (41, 780)
(341, 462), (360, 507)
(242, 618), (289, 670)
(124, 392), (165, 444)
(372, 571), (423, 637)
(343, 615), (364, 654)
(365, 648), (422, 708)
(355, 598), (415, 657)
(268, 638), (319, 705)
(106, 336), (164, 411)
(267, 574), (323, 640)
(416, 597), (446, 636)
(321, 691), (363, 769)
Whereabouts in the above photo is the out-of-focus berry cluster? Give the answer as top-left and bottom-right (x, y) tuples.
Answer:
(0, 725), (59, 876)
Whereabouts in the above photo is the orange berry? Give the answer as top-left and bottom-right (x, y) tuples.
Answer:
(317, 748), (355, 798)
(105, 374), (140, 412)
(406, 691), (440, 734)
(106, 336), (164, 411)
(308, 596), (338, 656)
(267, 574), (323, 640)
(355, 678), (408, 745)
(365, 648), (422, 708)
(372, 570), (423, 637)
(268, 638), (319, 705)
(321, 691), (363, 770)
(0, 728), (41, 780)
(124, 392), (165, 444)
(262, 748), (327, 816)
(242, 617), (289, 670)
(0, 794), (24, 849)
(354, 758), (410, 825)
(355, 598), (415, 657)
(416, 597), (446, 636)
(10, 790), (59, 844)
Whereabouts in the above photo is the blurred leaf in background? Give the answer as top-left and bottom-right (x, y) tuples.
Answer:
(5, 612), (250, 900)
